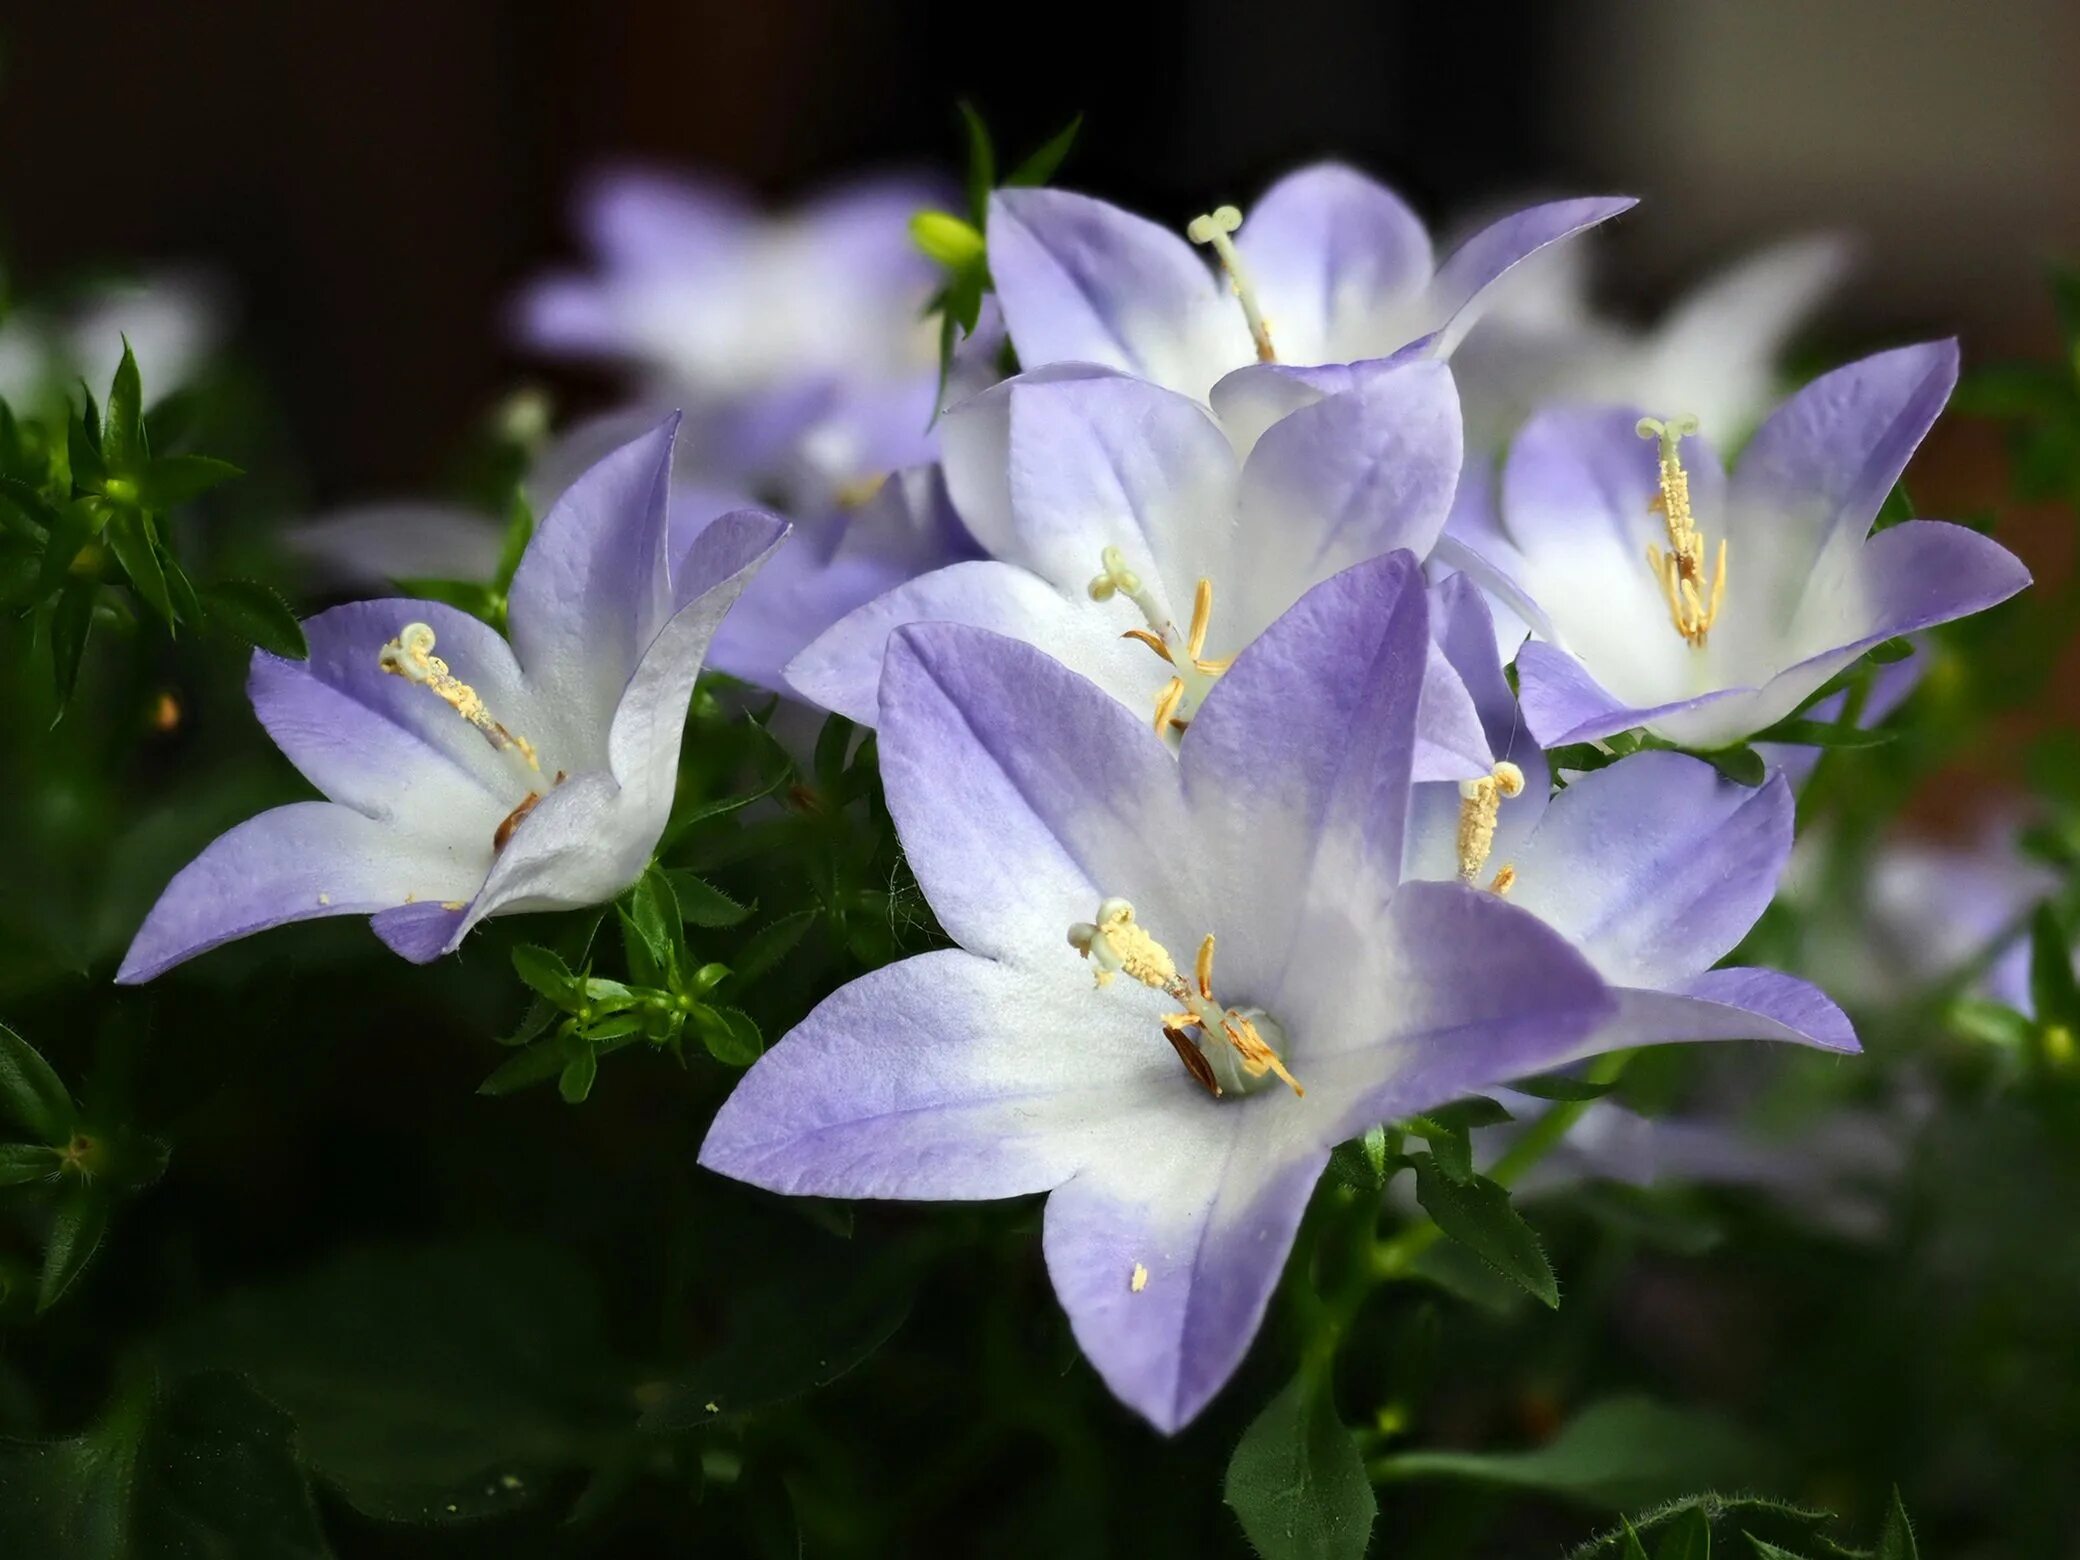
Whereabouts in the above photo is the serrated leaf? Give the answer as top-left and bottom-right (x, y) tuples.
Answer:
(0, 1021), (77, 1141)
(699, 1006), (763, 1067)
(732, 909), (816, 988)
(202, 578), (308, 659)
(137, 452), (241, 509)
(510, 944), (581, 1008)
(1409, 1116), (1475, 1183)
(1744, 1540), (1805, 1560)
(1569, 1497), (1850, 1560)
(1224, 1374), (1375, 1560)
(1656, 1505), (1711, 1560)
(38, 1183), (111, 1312)
(618, 866), (682, 984)
(106, 510), (173, 624)
(1005, 112), (1084, 188)
(1620, 1521), (1651, 1560)
(1326, 1124), (1390, 1192)
(1875, 1488), (1919, 1560)
(659, 869), (753, 928)
(1411, 1153), (1557, 1306)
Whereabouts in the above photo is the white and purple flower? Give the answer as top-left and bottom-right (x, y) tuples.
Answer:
(118, 420), (784, 981)
(1440, 341), (2031, 751)
(702, 553), (1855, 1432)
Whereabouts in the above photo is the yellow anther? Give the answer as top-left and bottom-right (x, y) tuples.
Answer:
(1094, 546), (1233, 733)
(1152, 676), (1187, 735)
(1636, 415), (1727, 649)
(832, 471), (888, 510)
(1069, 899), (1303, 1097)
(378, 622), (541, 773)
(1488, 864), (1518, 896)
(1456, 761), (1525, 886)
(1187, 204), (1276, 363)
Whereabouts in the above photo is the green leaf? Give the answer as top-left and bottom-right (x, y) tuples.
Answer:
(557, 1046), (598, 1105)
(102, 341), (147, 476)
(510, 944), (581, 1009)
(493, 490), (534, 592)
(1747, 717), (1894, 751)
(698, 1006), (763, 1068)
(1693, 745), (1766, 786)
(38, 1182), (111, 1313)
(137, 453), (241, 509)
(0, 1142), (57, 1185)
(1005, 112), (1084, 188)
(910, 210), (986, 268)
(1378, 1399), (1766, 1512)
(0, 1020), (78, 1141)
(732, 908), (816, 988)
(1506, 1073), (1618, 1102)
(1655, 1505), (1712, 1560)
(618, 865), (683, 984)
(2028, 903), (2080, 1030)
(1869, 636), (1915, 663)
(476, 1038), (574, 1097)
(160, 1238), (617, 1524)
(1411, 1153), (1557, 1307)
(1743, 1541), (1804, 1560)
(812, 712), (854, 794)
(1871, 479), (1915, 532)
(1875, 1488), (1919, 1560)
(1326, 1124), (1391, 1192)
(69, 395), (108, 491)
(0, 1373), (329, 1559)
(659, 868), (753, 928)
(1568, 1497), (1853, 1559)
(956, 100), (997, 226)
(106, 510), (173, 625)
(1620, 1521), (1652, 1560)
(1409, 1115), (1475, 1183)
(34, 496), (99, 601)
(1224, 1374), (1375, 1560)
(201, 578), (308, 658)
(48, 580), (97, 715)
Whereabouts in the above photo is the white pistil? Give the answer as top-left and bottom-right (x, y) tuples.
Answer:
(1088, 547), (1233, 735)
(1067, 898), (1302, 1097)
(378, 622), (541, 779)
(1637, 415), (1727, 650)
(1186, 205), (1276, 363)
(1456, 761), (1525, 890)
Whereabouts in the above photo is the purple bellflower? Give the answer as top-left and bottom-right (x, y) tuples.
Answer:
(703, 553), (1853, 1432)
(118, 421), (785, 981)
(1438, 342), (2030, 751)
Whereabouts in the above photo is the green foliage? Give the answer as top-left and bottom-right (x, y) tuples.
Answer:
(1225, 1374), (1375, 1560)
(1410, 1151), (1559, 1307)
(1569, 1490), (1923, 1560)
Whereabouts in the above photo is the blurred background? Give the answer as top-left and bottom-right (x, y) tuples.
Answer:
(1, 0), (2073, 494)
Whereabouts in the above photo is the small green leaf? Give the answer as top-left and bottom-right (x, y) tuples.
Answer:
(201, 578), (308, 659)
(698, 1007), (763, 1068)
(1411, 1153), (1557, 1307)
(69, 394), (107, 490)
(477, 1039), (574, 1097)
(510, 944), (581, 1009)
(35, 498), (100, 601)
(557, 1047), (598, 1105)
(1505, 1073), (1617, 1102)
(106, 510), (173, 624)
(1743, 1540), (1804, 1560)
(1005, 112), (1084, 188)
(1875, 1488), (1919, 1560)
(1748, 718), (1893, 751)
(0, 1142), (58, 1186)
(1224, 1374), (1375, 1560)
(1869, 636), (1915, 663)
(0, 1022), (77, 1142)
(1655, 1505), (1711, 1560)
(956, 100), (997, 226)
(1326, 1124), (1390, 1192)
(137, 453), (241, 509)
(2028, 904), (2080, 1030)
(1408, 1116), (1475, 1183)
(102, 341), (147, 475)
(732, 909), (816, 988)
(37, 1183), (111, 1312)
(1620, 1521), (1651, 1560)
(660, 869), (753, 928)
(812, 712), (854, 794)
(1694, 745), (1766, 786)
(48, 580), (97, 715)
(493, 490), (533, 592)
(618, 866), (683, 984)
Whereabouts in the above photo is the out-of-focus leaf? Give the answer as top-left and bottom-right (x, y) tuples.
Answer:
(1654, 1505), (1712, 1560)
(1875, 1488), (1920, 1560)
(1005, 113), (1084, 188)
(1224, 1374), (1375, 1560)
(37, 1182), (111, 1313)
(957, 100), (996, 226)
(0, 1020), (77, 1141)
(102, 342), (147, 476)
(2028, 904), (2080, 1031)
(137, 453), (241, 509)
(1567, 1496), (1857, 1559)
(105, 510), (172, 624)
(659, 869), (753, 929)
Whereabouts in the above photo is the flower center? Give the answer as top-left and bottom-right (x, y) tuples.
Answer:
(1456, 761), (1524, 895)
(1186, 205), (1277, 364)
(1637, 415), (1727, 649)
(1088, 546), (1234, 735)
(1067, 897), (1302, 1098)
(378, 622), (556, 853)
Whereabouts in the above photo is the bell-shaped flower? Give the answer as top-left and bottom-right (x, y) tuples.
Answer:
(117, 420), (785, 982)
(986, 161), (1633, 407)
(704, 552), (1621, 1431)
(1450, 233), (1848, 452)
(1439, 342), (2031, 751)
(1404, 575), (1858, 1055)
(789, 358), (1495, 780)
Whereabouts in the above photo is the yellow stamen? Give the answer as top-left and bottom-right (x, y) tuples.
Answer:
(1094, 547), (1233, 731)
(1152, 677), (1187, 735)
(1456, 761), (1525, 886)
(1637, 415), (1727, 649)
(1186, 205), (1276, 363)
(378, 623), (541, 773)
(1068, 899), (1304, 1097)
(1187, 579), (1213, 661)
(1121, 627), (1174, 663)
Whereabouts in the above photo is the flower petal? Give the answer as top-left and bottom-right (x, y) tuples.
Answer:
(1505, 755), (1791, 989)
(284, 502), (503, 588)
(1043, 1134), (1327, 1432)
(1225, 360), (1462, 636)
(1596, 968), (1859, 1054)
(1428, 197), (1638, 355)
(987, 187), (1249, 400)
(786, 559), (1151, 728)
(1791, 519), (2031, 662)
(701, 949), (1184, 1201)
(116, 802), (478, 983)
(877, 622), (1189, 966)
(439, 770), (638, 952)
(1234, 162), (1433, 368)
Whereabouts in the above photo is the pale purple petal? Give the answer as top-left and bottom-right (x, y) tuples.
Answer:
(116, 802), (478, 983)
(1044, 1140), (1327, 1433)
(1207, 351), (1426, 461)
(1792, 519), (2031, 661)
(1596, 968), (1859, 1054)
(877, 622), (1189, 966)
(285, 503), (504, 589)
(1235, 163), (1433, 367)
(700, 949), (1182, 1201)
(987, 187), (1250, 399)
(1505, 755), (1791, 989)
(1428, 197), (1638, 355)
(444, 770), (638, 949)
(370, 900), (470, 963)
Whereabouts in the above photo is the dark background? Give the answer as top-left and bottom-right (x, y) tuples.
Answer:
(3, 1), (2072, 501)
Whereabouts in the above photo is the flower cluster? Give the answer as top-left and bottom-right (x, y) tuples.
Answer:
(120, 156), (2029, 1436)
